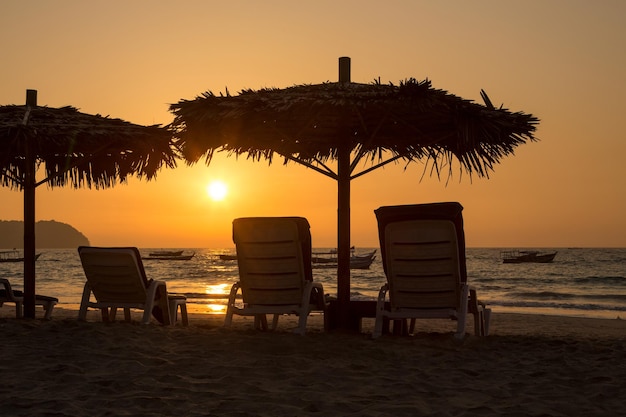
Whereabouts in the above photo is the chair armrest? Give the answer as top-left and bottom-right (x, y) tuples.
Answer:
(0, 278), (19, 302)
(376, 283), (389, 311)
(468, 287), (478, 310)
(309, 282), (328, 309)
(226, 282), (241, 305)
(468, 287), (488, 312)
(145, 279), (167, 294)
(145, 280), (170, 325)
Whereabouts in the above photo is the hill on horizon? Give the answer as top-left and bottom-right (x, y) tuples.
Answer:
(0, 220), (90, 249)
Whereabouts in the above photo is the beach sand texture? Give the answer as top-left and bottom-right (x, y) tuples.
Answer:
(1, 308), (625, 417)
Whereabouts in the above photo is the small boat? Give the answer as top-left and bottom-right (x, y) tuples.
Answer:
(312, 246), (350, 263)
(501, 250), (557, 264)
(0, 250), (42, 263)
(148, 250), (184, 257)
(312, 248), (377, 270)
(220, 248), (377, 269)
(143, 251), (195, 261)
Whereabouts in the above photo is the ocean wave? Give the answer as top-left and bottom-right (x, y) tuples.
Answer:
(573, 276), (626, 284)
(508, 291), (626, 301)
(490, 299), (626, 313)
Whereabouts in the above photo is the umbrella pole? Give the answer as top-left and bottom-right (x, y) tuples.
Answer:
(23, 151), (36, 319)
(335, 56), (353, 329)
(23, 90), (37, 319)
(336, 143), (351, 328)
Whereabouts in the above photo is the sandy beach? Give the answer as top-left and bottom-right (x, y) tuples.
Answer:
(1, 307), (625, 417)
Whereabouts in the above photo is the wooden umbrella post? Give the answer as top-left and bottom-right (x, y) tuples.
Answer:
(336, 143), (351, 327)
(23, 89), (37, 319)
(338, 56), (351, 83)
(336, 57), (352, 328)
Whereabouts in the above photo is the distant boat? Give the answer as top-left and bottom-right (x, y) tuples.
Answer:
(0, 250), (42, 263)
(143, 251), (195, 261)
(219, 248), (377, 269)
(148, 250), (184, 257)
(501, 250), (557, 264)
(312, 248), (377, 270)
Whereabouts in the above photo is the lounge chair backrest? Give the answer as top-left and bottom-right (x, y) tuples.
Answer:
(232, 217), (312, 306)
(375, 202), (467, 280)
(375, 202), (465, 310)
(381, 219), (461, 309)
(78, 247), (148, 304)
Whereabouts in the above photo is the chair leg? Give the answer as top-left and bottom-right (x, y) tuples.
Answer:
(295, 313), (308, 335)
(392, 319), (406, 335)
(78, 304), (87, 321)
(180, 303), (188, 326)
(372, 284), (388, 339)
(110, 307), (119, 322)
(255, 314), (269, 330)
(483, 308), (492, 336)
(169, 299), (178, 324)
(454, 321), (466, 339)
(473, 310), (483, 336)
(155, 286), (171, 326)
(224, 306), (234, 327)
(223, 282), (240, 328)
(454, 312), (468, 339)
(42, 301), (55, 320)
(168, 298), (189, 326)
(15, 301), (23, 319)
(271, 314), (280, 330)
(373, 315), (383, 339)
(141, 306), (153, 324)
(472, 307), (492, 336)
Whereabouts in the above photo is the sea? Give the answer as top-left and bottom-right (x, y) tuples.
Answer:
(2, 248), (625, 320)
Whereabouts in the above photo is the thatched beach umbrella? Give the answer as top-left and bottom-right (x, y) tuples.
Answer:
(0, 90), (177, 318)
(169, 57), (539, 329)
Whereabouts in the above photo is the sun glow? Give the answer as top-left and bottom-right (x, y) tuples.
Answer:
(207, 180), (228, 201)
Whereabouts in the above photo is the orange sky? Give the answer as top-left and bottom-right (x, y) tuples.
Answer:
(1, 1), (625, 248)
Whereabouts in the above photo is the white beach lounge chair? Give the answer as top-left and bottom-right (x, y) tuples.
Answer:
(0, 278), (58, 319)
(78, 246), (188, 326)
(373, 202), (491, 339)
(224, 217), (328, 334)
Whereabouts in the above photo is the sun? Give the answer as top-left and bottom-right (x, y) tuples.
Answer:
(207, 180), (228, 201)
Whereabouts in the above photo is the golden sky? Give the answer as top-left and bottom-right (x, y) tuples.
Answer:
(1, 1), (625, 248)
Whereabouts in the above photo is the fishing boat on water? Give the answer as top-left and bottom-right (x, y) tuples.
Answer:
(501, 250), (557, 264)
(312, 248), (377, 270)
(143, 250), (195, 261)
(0, 250), (42, 263)
(148, 250), (184, 257)
(219, 248), (377, 269)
